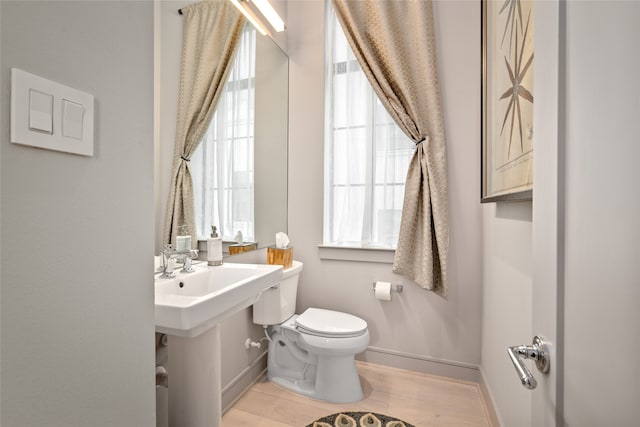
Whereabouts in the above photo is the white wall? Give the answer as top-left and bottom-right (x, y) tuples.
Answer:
(1, 2), (156, 426)
(287, 0), (483, 375)
(481, 203), (532, 427)
(563, 1), (640, 424)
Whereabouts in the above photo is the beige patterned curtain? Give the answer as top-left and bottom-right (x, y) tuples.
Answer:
(163, 0), (245, 248)
(332, 0), (449, 297)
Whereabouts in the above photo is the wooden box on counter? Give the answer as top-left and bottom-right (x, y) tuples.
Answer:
(228, 242), (257, 255)
(266, 246), (293, 270)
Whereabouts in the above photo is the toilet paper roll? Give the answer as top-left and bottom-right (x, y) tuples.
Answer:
(374, 281), (392, 301)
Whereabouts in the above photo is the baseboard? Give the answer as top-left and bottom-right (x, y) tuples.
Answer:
(478, 367), (503, 427)
(358, 346), (481, 383)
(221, 350), (268, 414)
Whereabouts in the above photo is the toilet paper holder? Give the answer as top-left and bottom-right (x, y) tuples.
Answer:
(372, 281), (403, 294)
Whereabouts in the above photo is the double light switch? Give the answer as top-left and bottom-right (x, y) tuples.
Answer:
(11, 68), (94, 156)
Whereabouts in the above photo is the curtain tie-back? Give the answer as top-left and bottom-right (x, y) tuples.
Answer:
(180, 156), (190, 162)
(415, 136), (427, 146)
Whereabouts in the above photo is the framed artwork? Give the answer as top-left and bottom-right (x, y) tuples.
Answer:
(481, 0), (534, 203)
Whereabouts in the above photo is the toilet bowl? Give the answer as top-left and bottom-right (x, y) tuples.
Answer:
(253, 261), (369, 403)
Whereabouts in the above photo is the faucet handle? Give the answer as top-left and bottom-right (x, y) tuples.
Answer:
(160, 257), (177, 279)
(181, 256), (195, 273)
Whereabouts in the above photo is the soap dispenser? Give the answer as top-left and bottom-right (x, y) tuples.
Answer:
(207, 225), (223, 266)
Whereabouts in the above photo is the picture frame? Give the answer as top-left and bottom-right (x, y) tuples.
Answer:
(481, 0), (534, 203)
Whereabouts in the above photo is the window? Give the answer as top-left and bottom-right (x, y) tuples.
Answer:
(323, 7), (414, 249)
(191, 24), (256, 241)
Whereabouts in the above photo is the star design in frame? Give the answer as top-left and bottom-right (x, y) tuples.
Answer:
(499, 11), (534, 159)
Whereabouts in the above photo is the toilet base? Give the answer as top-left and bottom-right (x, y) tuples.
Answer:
(268, 353), (364, 403)
(266, 323), (365, 403)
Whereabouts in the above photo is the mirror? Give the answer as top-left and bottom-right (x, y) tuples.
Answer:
(156, 2), (288, 257)
(252, 35), (288, 255)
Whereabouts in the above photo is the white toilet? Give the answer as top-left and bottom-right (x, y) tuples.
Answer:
(253, 260), (369, 403)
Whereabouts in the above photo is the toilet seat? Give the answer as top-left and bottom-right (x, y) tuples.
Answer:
(295, 308), (367, 338)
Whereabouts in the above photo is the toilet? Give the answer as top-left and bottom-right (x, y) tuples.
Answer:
(252, 261), (369, 403)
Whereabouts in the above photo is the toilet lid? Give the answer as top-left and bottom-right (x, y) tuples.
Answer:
(295, 308), (367, 338)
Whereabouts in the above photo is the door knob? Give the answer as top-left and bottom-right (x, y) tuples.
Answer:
(507, 336), (550, 389)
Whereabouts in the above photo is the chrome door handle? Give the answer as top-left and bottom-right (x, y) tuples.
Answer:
(507, 336), (550, 389)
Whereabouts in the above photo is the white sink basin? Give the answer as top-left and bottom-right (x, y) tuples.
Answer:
(155, 262), (282, 337)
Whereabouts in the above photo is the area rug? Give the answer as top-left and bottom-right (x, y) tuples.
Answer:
(305, 411), (415, 427)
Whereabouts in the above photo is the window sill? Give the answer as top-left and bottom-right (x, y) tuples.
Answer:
(318, 245), (395, 264)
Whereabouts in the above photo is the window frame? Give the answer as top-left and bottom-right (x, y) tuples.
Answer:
(322, 4), (413, 252)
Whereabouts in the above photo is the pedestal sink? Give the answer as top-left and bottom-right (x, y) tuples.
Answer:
(155, 262), (283, 427)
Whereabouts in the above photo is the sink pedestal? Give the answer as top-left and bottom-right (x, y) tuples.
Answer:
(156, 262), (283, 426)
(167, 326), (222, 427)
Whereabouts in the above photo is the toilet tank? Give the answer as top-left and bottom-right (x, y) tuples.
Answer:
(253, 260), (303, 326)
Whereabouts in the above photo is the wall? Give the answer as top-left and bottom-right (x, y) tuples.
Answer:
(287, 0), (483, 377)
(0, 2), (156, 426)
(562, 1), (640, 424)
(480, 203), (532, 426)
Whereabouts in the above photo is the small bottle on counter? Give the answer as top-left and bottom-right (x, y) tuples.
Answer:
(207, 225), (223, 266)
(176, 224), (191, 252)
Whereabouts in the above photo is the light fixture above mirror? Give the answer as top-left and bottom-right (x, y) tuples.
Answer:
(228, 0), (284, 36)
(251, 0), (285, 32)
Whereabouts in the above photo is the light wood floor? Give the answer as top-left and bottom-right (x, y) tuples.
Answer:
(222, 361), (493, 427)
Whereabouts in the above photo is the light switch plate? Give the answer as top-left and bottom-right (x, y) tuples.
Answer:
(11, 68), (94, 156)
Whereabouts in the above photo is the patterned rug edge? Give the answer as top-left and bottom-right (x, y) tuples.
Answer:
(305, 411), (415, 427)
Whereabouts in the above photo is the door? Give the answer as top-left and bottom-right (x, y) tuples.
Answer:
(551, 1), (640, 426)
(529, 1), (640, 426)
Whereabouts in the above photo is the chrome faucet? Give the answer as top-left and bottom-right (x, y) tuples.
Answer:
(160, 244), (199, 278)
